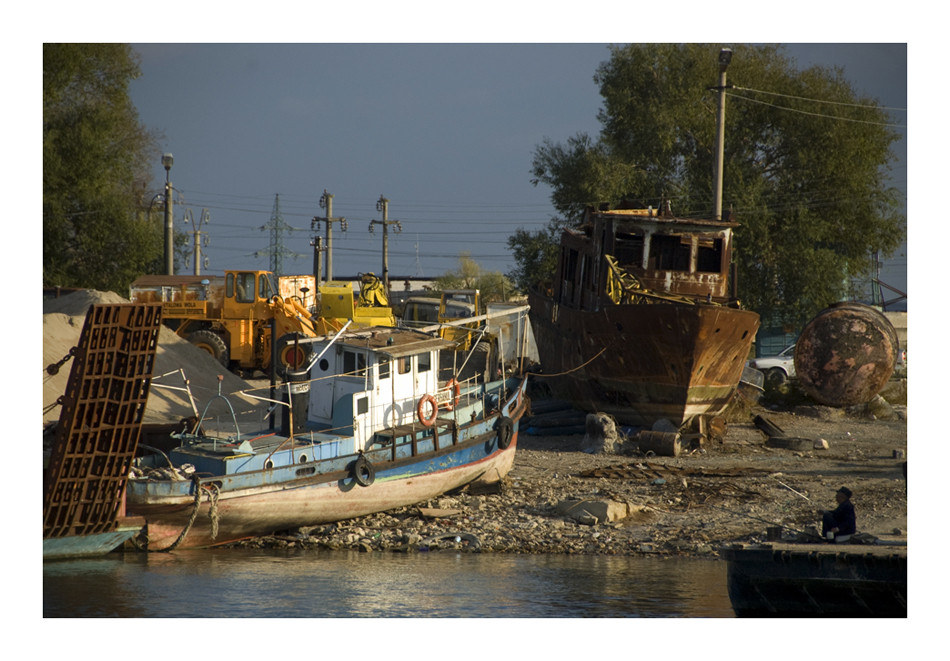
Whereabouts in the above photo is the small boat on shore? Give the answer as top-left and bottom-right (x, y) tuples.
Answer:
(528, 204), (760, 430)
(127, 326), (529, 550)
(722, 542), (907, 617)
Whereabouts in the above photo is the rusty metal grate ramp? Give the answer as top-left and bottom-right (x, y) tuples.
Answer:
(43, 304), (162, 539)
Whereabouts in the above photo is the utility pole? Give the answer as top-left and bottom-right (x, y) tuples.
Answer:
(369, 195), (402, 294)
(310, 235), (323, 285)
(184, 208), (210, 275)
(162, 153), (174, 275)
(312, 190), (347, 282)
(712, 48), (732, 221)
(872, 251), (882, 307)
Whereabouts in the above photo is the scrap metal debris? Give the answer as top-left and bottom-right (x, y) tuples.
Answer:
(754, 413), (825, 451)
(576, 461), (768, 481)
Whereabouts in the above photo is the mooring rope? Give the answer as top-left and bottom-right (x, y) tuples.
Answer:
(526, 347), (607, 378)
(132, 474), (215, 553)
(206, 483), (220, 540)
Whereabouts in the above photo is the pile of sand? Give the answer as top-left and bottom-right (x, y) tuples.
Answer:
(43, 290), (265, 426)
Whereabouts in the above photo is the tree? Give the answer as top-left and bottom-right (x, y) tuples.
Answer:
(506, 220), (565, 294)
(44, 44), (162, 293)
(433, 253), (516, 304)
(519, 44), (905, 327)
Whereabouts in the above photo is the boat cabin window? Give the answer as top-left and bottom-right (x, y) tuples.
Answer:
(696, 237), (724, 273)
(649, 234), (691, 271)
(378, 356), (390, 380)
(563, 248), (579, 281)
(398, 356), (412, 375)
(343, 350), (366, 377)
(615, 230), (645, 267)
(582, 254), (594, 290)
(418, 352), (431, 373)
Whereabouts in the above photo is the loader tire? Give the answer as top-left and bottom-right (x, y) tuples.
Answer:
(187, 330), (230, 368)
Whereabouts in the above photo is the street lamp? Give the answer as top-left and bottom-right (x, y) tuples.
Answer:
(713, 49), (732, 221)
(719, 47), (733, 71)
(163, 153), (174, 275)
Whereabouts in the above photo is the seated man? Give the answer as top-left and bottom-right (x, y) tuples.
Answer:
(821, 487), (856, 542)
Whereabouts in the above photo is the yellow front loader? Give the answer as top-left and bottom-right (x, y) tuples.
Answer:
(130, 270), (395, 377)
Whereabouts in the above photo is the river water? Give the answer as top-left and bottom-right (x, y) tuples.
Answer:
(43, 548), (735, 618)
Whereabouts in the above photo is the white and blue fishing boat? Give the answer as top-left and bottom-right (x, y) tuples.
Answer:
(127, 325), (529, 550)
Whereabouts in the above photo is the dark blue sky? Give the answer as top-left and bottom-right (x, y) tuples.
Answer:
(128, 43), (906, 294)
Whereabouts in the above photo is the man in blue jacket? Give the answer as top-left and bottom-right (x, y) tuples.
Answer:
(821, 487), (856, 541)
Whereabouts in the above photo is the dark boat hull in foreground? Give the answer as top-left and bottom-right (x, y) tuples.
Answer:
(723, 543), (907, 617)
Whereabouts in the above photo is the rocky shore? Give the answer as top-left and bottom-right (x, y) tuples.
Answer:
(230, 394), (908, 557)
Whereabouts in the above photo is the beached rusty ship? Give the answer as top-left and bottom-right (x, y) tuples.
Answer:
(528, 205), (760, 429)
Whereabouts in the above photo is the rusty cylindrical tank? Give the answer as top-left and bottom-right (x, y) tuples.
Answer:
(793, 302), (898, 407)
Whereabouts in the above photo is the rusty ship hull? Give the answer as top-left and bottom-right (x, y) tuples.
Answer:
(529, 290), (758, 427)
(528, 206), (759, 429)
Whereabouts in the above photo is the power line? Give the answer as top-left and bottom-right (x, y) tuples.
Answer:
(731, 85), (907, 112)
(726, 90), (906, 128)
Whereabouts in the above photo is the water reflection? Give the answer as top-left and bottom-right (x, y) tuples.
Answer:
(43, 549), (733, 618)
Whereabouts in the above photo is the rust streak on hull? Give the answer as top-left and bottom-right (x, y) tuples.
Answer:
(529, 290), (758, 427)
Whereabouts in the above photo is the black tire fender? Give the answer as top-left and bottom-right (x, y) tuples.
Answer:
(352, 454), (375, 487)
(494, 416), (513, 450)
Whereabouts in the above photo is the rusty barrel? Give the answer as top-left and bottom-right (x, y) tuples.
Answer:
(637, 430), (682, 457)
(794, 302), (898, 407)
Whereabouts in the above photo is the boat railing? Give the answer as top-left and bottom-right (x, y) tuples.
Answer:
(372, 371), (507, 463)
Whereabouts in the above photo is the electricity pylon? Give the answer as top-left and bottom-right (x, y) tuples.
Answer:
(258, 193), (303, 277)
